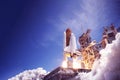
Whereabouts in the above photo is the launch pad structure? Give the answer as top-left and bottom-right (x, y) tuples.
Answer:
(43, 67), (91, 80)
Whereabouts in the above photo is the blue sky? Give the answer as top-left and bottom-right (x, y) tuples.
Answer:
(0, 0), (120, 80)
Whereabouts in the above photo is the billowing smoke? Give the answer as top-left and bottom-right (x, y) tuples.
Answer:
(73, 33), (120, 80)
(8, 67), (48, 80)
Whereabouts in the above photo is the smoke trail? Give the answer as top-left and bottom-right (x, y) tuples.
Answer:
(73, 33), (120, 80)
(93, 33), (120, 80)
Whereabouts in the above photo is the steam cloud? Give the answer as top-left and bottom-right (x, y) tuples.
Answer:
(73, 33), (120, 80)
(8, 67), (48, 80)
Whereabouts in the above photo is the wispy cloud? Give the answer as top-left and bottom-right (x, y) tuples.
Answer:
(49, 0), (120, 43)
(44, 0), (108, 48)
(59, 0), (108, 35)
(41, 0), (120, 47)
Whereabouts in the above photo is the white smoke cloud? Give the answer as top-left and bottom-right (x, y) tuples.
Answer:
(72, 33), (120, 80)
(8, 67), (48, 80)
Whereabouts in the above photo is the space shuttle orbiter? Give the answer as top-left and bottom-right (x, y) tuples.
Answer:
(63, 28), (77, 55)
(62, 28), (80, 69)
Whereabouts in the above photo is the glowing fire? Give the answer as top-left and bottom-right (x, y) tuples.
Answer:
(62, 59), (81, 69)
(73, 59), (81, 69)
(62, 60), (67, 68)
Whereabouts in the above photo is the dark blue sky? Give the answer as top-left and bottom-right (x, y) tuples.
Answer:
(0, 0), (120, 80)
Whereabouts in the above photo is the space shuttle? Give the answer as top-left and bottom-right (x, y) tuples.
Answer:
(62, 28), (81, 69)
(62, 28), (96, 69)
(63, 28), (77, 55)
